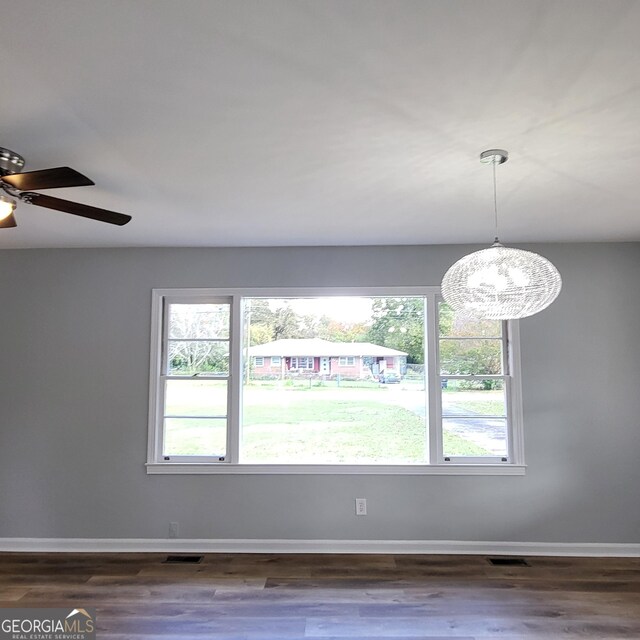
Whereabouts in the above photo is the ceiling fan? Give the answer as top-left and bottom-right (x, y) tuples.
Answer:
(0, 146), (131, 228)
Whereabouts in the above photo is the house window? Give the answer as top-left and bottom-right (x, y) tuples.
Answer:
(149, 297), (231, 462)
(147, 288), (523, 474)
(290, 356), (313, 369)
(437, 302), (516, 463)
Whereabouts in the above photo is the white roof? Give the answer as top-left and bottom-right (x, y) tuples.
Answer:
(249, 338), (406, 358)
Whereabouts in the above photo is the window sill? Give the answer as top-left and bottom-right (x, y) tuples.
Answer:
(145, 463), (526, 476)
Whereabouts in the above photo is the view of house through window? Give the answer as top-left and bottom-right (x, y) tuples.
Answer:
(151, 290), (516, 468)
(242, 297), (427, 464)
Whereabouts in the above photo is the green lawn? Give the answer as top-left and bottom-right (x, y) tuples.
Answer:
(242, 398), (490, 463)
(164, 383), (493, 460)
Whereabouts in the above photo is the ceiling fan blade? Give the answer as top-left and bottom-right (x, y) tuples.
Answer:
(0, 212), (17, 228)
(2, 167), (95, 190)
(23, 192), (131, 226)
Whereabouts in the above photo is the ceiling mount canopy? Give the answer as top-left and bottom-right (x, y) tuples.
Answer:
(479, 149), (508, 165)
(441, 150), (562, 320)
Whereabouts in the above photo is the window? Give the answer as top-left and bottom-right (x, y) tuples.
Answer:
(147, 288), (523, 474)
(437, 302), (515, 464)
(290, 356), (313, 370)
(151, 297), (231, 462)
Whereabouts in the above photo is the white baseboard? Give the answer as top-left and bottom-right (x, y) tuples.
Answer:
(0, 538), (639, 557)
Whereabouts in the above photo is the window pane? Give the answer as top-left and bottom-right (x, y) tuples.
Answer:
(439, 339), (503, 375)
(242, 296), (426, 464)
(168, 303), (230, 339)
(441, 378), (506, 417)
(164, 418), (226, 456)
(165, 380), (227, 416)
(168, 341), (229, 375)
(438, 302), (502, 337)
(443, 418), (508, 457)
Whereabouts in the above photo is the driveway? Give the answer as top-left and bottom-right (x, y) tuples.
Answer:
(385, 386), (507, 456)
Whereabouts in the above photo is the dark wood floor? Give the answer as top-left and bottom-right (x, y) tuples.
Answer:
(1, 552), (640, 639)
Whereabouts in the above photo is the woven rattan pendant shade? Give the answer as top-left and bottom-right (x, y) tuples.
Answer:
(441, 151), (562, 320)
(441, 241), (562, 320)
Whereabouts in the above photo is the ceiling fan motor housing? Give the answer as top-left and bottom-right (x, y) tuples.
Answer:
(0, 147), (25, 177)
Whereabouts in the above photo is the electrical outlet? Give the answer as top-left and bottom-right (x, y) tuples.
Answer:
(169, 522), (179, 538)
(355, 498), (367, 516)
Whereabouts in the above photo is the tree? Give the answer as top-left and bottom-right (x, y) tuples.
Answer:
(438, 301), (454, 335)
(438, 302), (502, 389)
(249, 323), (274, 347)
(168, 304), (229, 374)
(246, 300), (276, 346)
(247, 299), (274, 326)
(366, 298), (425, 363)
(246, 298), (384, 348)
(272, 305), (304, 340)
(245, 301), (313, 345)
(318, 320), (369, 343)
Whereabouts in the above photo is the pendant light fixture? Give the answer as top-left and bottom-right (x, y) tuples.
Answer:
(441, 149), (562, 320)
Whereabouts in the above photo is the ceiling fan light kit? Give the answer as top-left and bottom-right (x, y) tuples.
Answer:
(441, 150), (562, 320)
(0, 194), (17, 222)
(0, 146), (131, 228)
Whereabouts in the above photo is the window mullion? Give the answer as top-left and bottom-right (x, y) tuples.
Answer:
(426, 293), (441, 465)
(227, 294), (244, 464)
(506, 320), (525, 464)
(157, 297), (171, 461)
(501, 319), (510, 375)
(147, 291), (166, 464)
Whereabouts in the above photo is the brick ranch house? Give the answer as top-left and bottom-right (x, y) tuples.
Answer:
(249, 338), (407, 379)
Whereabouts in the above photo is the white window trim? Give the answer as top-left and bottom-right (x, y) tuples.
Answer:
(147, 287), (525, 475)
(254, 356), (264, 367)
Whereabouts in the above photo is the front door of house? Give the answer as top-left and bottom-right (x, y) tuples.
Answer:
(320, 357), (330, 375)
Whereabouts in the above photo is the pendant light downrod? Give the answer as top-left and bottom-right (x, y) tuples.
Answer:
(480, 149), (507, 243)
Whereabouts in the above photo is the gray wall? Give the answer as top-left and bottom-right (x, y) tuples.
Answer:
(1, 244), (639, 543)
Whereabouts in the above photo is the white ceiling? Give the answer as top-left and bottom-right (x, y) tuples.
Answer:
(1, 0), (639, 248)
